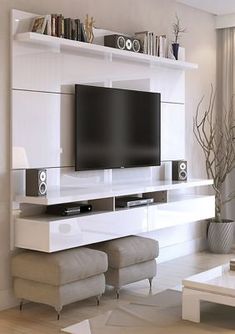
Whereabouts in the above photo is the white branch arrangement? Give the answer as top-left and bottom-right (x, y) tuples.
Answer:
(172, 14), (186, 44)
(193, 86), (235, 222)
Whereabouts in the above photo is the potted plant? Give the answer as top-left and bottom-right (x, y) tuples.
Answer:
(172, 14), (186, 60)
(193, 87), (235, 253)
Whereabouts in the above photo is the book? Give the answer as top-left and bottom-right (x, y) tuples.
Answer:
(57, 15), (65, 38)
(57, 14), (61, 37)
(153, 33), (156, 56)
(151, 32), (154, 55)
(81, 23), (88, 42)
(155, 35), (160, 56)
(44, 15), (51, 36)
(64, 18), (71, 39)
(147, 31), (155, 55)
(51, 14), (57, 36)
(71, 19), (77, 40)
(159, 35), (167, 58)
(61, 16), (65, 38)
(135, 31), (148, 54)
(75, 19), (81, 41)
(31, 15), (49, 34)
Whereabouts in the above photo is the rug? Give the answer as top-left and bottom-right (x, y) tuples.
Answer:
(62, 289), (235, 334)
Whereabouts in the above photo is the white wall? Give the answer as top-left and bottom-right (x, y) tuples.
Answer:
(0, 0), (216, 310)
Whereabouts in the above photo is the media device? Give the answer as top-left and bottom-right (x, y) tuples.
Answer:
(75, 85), (161, 171)
(104, 34), (141, 53)
(26, 169), (47, 196)
(172, 160), (187, 181)
(116, 196), (154, 208)
(46, 203), (92, 216)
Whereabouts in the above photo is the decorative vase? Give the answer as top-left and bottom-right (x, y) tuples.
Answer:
(207, 220), (234, 254)
(172, 43), (179, 60)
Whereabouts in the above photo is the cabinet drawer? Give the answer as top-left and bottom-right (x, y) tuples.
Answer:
(148, 196), (215, 231)
(77, 207), (148, 236)
(15, 206), (148, 252)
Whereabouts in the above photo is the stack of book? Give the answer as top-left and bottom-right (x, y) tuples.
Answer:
(230, 259), (235, 271)
(31, 14), (88, 42)
(135, 31), (167, 57)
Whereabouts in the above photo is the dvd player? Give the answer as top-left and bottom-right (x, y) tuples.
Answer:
(46, 203), (92, 216)
(116, 196), (154, 208)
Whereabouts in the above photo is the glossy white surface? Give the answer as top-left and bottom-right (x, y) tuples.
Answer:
(151, 70), (185, 105)
(183, 264), (235, 295)
(12, 11), (191, 103)
(16, 179), (213, 205)
(182, 264), (235, 323)
(161, 103), (185, 160)
(15, 194), (214, 252)
(11, 10), (204, 254)
(15, 206), (148, 252)
(11, 9), (193, 173)
(148, 195), (214, 230)
(12, 90), (74, 169)
(12, 95), (184, 168)
(15, 32), (198, 70)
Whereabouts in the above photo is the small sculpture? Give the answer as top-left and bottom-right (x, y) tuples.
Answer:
(85, 14), (95, 43)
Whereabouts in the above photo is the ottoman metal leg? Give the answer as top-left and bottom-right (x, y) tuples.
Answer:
(96, 295), (101, 306)
(148, 277), (153, 290)
(19, 299), (24, 311)
(55, 306), (63, 320)
(116, 288), (120, 299)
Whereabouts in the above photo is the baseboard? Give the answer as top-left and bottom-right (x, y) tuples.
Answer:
(0, 288), (18, 311)
(158, 237), (207, 263)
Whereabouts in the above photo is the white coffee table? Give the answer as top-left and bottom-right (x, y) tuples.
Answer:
(182, 264), (235, 323)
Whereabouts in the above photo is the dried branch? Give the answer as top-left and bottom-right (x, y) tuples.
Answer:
(193, 87), (235, 222)
(172, 14), (186, 43)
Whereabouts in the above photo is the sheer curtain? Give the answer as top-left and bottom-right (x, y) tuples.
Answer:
(217, 27), (235, 219)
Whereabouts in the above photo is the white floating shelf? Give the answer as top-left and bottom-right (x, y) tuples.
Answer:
(15, 32), (198, 70)
(16, 178), (213, 205)
(15, 194), (215, 252)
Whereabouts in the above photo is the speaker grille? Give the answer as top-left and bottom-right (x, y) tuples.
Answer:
(172, 160), (187, 181)
(26, 169), (47, 196)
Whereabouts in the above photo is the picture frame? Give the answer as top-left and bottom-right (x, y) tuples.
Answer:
(31, 15), (48, 34)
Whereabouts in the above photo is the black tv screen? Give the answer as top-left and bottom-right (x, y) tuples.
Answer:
(75, 85), (161, 171)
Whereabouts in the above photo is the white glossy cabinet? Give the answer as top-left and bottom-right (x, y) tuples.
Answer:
(11, 10), (207, 254)
(15, 206), (148, 252)
(12, 90), (74, 168)
(11, 9), (197, 171)
(15, 194), (214, 252)
(161, 103), (185, 161)
(148, 196), (215, 231)
(14, 180), (215, 252)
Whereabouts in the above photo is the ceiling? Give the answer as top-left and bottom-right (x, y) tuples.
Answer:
(177, 0), (235, 15)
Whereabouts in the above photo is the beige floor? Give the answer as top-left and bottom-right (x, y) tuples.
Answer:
(0, 251), (234, 334)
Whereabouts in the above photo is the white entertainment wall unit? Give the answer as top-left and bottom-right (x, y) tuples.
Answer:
(11, 9), (215, 257)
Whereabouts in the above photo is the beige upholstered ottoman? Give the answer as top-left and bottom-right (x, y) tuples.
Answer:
(11, 247), (108, 319)
(91, 236), (159, 298)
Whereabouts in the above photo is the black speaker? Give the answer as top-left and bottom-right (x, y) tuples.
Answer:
(172, 160), (187, 181)
(104, 34), (141, 53)
(26, 169), (47, 196)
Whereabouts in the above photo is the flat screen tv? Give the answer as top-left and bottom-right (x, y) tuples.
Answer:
(75, 84), (161, 171)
